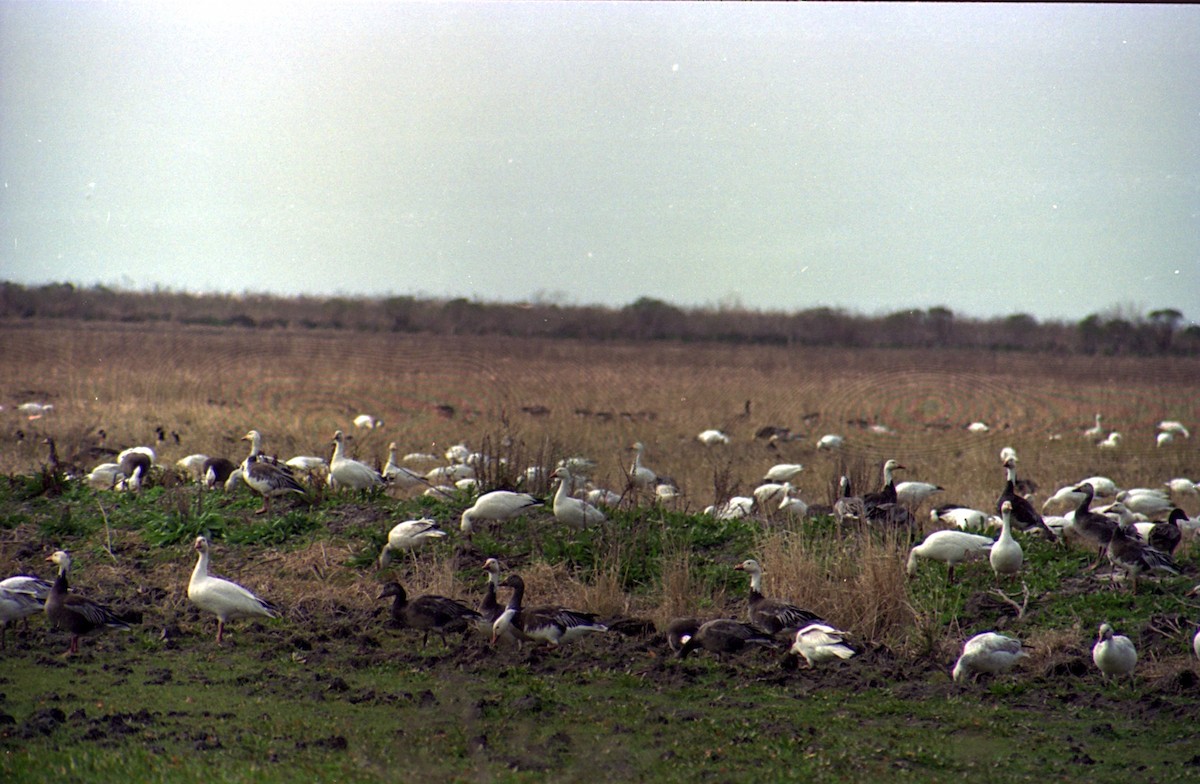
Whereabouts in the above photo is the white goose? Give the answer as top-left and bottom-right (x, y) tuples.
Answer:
(763, 464), (804, 483)
(1097, 431), (1122, 449)
(697, 429), (730, 446)
(952, 632), (1028, 683)
(778, 485), (808, 518)
(906, 530), (993, 583)
(989, 501), (1023, 579)
(187, 536), (279, 644)
(1083, 413), (1104, 439)
(459, 491), (543, 536)
(176, 454), (210, 481)
(550, 467), (606, 528)
(1157, 420), (1190, 439)
(1, 575), (53, 649)
(895, 481), (943, 508)
(628, 442), (658, 490)
(353, 414), (382, 430)
(329, 430), (384, 490)
(85, 462), (122, 490)
(383, 443), (426, 489)
(790, 623), (856, 667)
(931, 505), (991, 531)
(378, 519), (447, 568)
(1092, 622), (1137, 681)
(816, 434), (844, 450)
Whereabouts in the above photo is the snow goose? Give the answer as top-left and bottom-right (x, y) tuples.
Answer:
(188, 536), (280, 644)
(378, 519), (448, 568)
(552, 465), (609, 525)
(952, 632), (1028, 683)
(1194, 624), (1200, 662)
(492, 574), (607, 646)
(1115, 489), (1172, 519)
(383, 443), (426, 489)
(459, 491), (543, 536)
(1157, 432), (1176, 448)
(998, 458), (1056, 540)
(176, 454), (210, 481)
(1097, 431), (1122, 449)
(966, 421), (990, 433)
(585, 483), (623, 507)
(85, 462), (122, 490)
(1106, 524), (1179, 594)
(676, 618), (777, 661)
(353, 414), (382, 430)
(906, 531), (993, 583)
(1165, 478), (1199, 498)
(1066, 483), (1118, 571)
(932, 505), (991, 532)
(999, 446), (1019, 463)
(1157, 420), (1191, 439)
(778, 485), (808, 518)
(834, 476), (867, 526)
(44, 551), (131, 654)
(734, 559), (822, 636)
(628, 441), (658, 491)
(1079, 476), (1119, 498)
(863, 459), (904, 511)
(379, 582), (481, 648)
(697, 429), (730, 446)
(329, 430), (384, 491)
(790, 622), (856, 667)
(1083, 413), (1104, 440)
(284, 455), (328, 480)
(763, 464), (804, 483)
(816, 434), (845, 451)
(1092, 623), (1137, 681)
(895, 481), (943, 508)
(752, 482), (791, 510)
(1, 575), (52, 649)
(706, 496), (754, 520)
(990, 501), (1023, 580)
(17, 401), (53, 419)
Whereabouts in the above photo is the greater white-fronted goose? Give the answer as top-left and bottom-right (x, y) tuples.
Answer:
(734, 559), (822, 636)
(997, 458), (1056, 540)
(676, 618), (777, 661)
(459, 491), (543, 536)
(1106, 524), (1178, 594)
(952, 632), (1028, 683)
(378, 519), (447, 568)
(550, 467), (606, 528)
(379, 582), (481, 647)
(240, 430), (307, 513)
(989, 501), (1023, 580)
(329, 430), (384, 491)
(0, 575), (52, 649)
(1066, 483), (1118, 571)
(906, 530), (993, 583)
(188, 535), (280, 644)
(790, 622), (856, 667)
(44, 551), (131, 654)
(492, 574), (607, 646)
(1092, 623), (1137, 681)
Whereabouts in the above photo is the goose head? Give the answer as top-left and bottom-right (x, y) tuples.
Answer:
(46, 550), (72, 572)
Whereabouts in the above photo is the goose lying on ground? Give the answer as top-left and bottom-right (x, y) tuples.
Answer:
(379, 519), (448, 568)
(665, 617), (702, 653)
(697, 429), (730, 446)
(492, 574), (607, 646)
(188, 536), (280, 644)
(734, 559), (822, 636)
(675, 618), (778, 661)
(952, 632), (1029, 683)
(790, 623), (856, 667)
(1092, 623), (1137, 681)
(896, 481), (943, 508)
(932, 505), (991, 531)
(44, 551), (131, 654)
(1, 575), (52, 649)
(906, 531), (993, 583)
(459, 491), (543, 536)
(379, 582), (480, 647)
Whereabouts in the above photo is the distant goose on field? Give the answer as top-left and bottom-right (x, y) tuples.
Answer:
(1092, 623), (1137, 681)
(550, 467), (606, 528)
(966, 421), (990, 433)
(752, 482), (792, 510)
(1079, 476), (1120, 498)
(706, 496), (754, 520)
(378, 519), (448, 568)
(1157, 431), (1176, 448)
(697, 429), (730, 446)
(383, 443), (426, 489)
(585, 483), (623, 507)
(675, 618), (777, 661)
(777, 485), (808, 518)
(763, 463), (804, 483)
(997, 458), (1056, 540)
(816, 434), (844, 451)
(834, 476), (867, 526)
(1097, 431), (1122, 449)
(1157, 420), (1191, 439)
(459, 491), (543, 536)
(1083, 413), (1104, 440)
(1, 575), (52, 649)
(329, 430), (384, 491)
(1115, 489), (1173, 519)
(353, 414), (383, 430)
(906, 530), (993, 583)
(734, 559), (822, 636)
(379, 582), (480, 648)
(188, 536), (280, 644)
(628, 441), (659, 490)
(44, 550), (131, 654)
(17, 401), (53, 419)
(492, 574), (607, 646)
(790, 622), (856, 667)
(952, 632), (1028, 683)
(990, 501), (1023, 579)
(863, 459), (904, 511)
(1106, 523), (1179, 594)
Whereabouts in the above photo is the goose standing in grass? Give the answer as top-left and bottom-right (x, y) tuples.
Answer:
(1084, 413), (1104, 440)
(329, 430), (384, 491)
(778, 485), (809, 518)
(1, 575), (52, 649)
(790, 623), (856, 667)
(763, 464), (804, 483)
(378, 519), (448, 568)
(240, 431), (307, 514)
(952, 632), (1028, 683)
(906, 530), (993, 583)
(550, 467), (606, 528)
(459, 491), (543, 537)
(478, 558), (516, 642)
(188, 536), (280, 644)
(1106, 523), (1179, 594)
(379, 582), (481, 648)
(491, 574), (607, 646)
(734, 559), (823, 636)
(44, 551), (131, 655)
(676, 618), (778, 661)
(990, 501), (1024, 580)
(1092, 623), (1137, 681)
(383, 443), (426, 489)
(998, 458), (1056, 540)
(1067, 483), (1118, 571)
(863, 459), (904, 511)
(834, 476), (867, 526)
(628, 442), (658, 491)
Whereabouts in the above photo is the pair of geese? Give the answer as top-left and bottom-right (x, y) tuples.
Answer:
(951, 623), (1142, 684)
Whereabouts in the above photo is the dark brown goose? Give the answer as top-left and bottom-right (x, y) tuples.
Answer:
(378, 582), (480, 647)
(492, 574), (607, 646)
(1067, 482), (1117, 571)
(1147, 509), (1186, 555)
(1107, 524), (1179, 594)
(477, 558), (514, 642)
(676, 618), (778, 661)
(44, 551), (131, 654)
(734, 559), (822, 636)
(862, 459), (904, 512)
(665, 617), (702, 653)
(997, 458), (1056, 540)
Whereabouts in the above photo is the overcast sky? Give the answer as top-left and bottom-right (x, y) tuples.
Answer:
(1, 2), (1197, 322)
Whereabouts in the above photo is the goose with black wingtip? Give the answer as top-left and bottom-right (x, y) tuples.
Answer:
(44, 550), (131, 654)
(734, 559), (823, 636)
(378, 582), (481, 648)
(491, 574), (607, 647)
(188, 535), (280, 644)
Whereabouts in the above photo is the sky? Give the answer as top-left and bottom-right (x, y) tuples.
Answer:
(1, 2), (1197, 323)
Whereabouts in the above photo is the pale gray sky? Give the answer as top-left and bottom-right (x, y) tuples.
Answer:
(1, 2), (1197, 322)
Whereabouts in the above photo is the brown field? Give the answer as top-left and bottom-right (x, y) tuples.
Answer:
(3, 319), (1198, 515)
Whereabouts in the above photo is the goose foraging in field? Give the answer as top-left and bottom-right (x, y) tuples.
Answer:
(676, 618), (778, 661)
(998, 458), (1056, 540)
(952, 632), (1029, 683)
(188, 536), (280, 644)
(1083, 413), (1104, 440)
(1106, 523), (1179, 594)
(734, 559), (822, 636)
(665, 617), (701, 653)
(378, 519), (448, 568)
(0, 575), (52, 649)
(816, 434), (845, 451)
(1146, 509), (1185, 556)
(790, 623), (856, 667)
(459, 491), (543, 536)
(550, 467), (607, 528)
(932, 505), (991, 532)
(1097, 431), (1122, 449)
(906, 530), (993, 583)
(834, 476), (867, 526)
(383, 443), (426, 489)
(492, 574), (607, 646)
(329, 430), (384, 491)
(379, 582), (481, 648)
(201, 457), (238, 489)
(353, 414), (382, 430)
(1157, 420), (1191, 439)
(44, 551), (131, 654)
(1092, 623), (1137, 681)
(763, 463), (804, 483)
(990, 501), (1023, 580)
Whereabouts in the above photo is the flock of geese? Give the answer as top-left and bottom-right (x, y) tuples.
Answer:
(5, 415), (1200, 686)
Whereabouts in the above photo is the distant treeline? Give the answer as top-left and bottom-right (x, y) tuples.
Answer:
(2, 282), (1196, 356)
